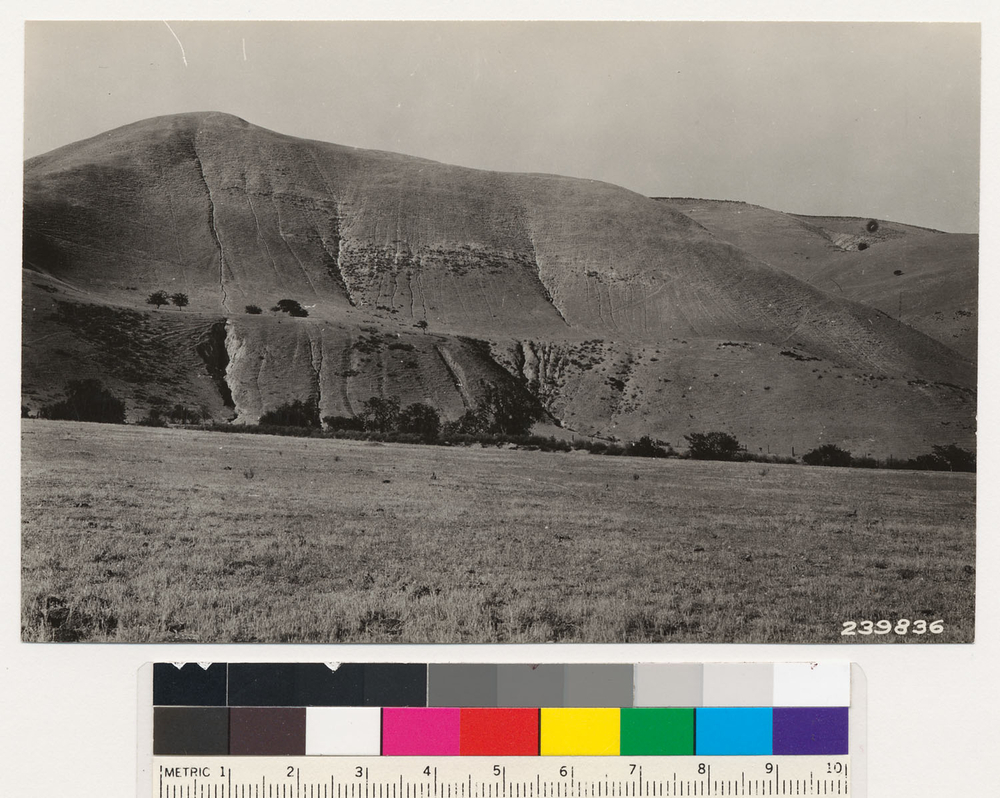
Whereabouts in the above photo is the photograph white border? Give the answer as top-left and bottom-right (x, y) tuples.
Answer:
(3, 2), (997, 796)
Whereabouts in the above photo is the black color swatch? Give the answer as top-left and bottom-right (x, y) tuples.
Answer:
(363, 663), (428, 706)
(228, 663), (365, 706)
(153, 707), (230, 755)
(153, 663), (227, 706)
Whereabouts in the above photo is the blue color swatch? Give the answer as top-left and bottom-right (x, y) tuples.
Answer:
(695, 708), (773, 755)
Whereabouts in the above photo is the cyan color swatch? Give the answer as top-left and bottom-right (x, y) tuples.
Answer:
(695, 708), (773, 755)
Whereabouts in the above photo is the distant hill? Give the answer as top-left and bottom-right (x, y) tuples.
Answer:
(655, 198), (977, 361)
(22, 112), (976, 458)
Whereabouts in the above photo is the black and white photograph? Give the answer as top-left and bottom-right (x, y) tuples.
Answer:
(20, 20), (978, 644)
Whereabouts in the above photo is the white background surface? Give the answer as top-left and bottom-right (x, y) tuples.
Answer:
(3, 2), (997, 796)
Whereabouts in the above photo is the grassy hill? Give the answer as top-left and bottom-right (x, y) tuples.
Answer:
(22, 112), (976, 457)
(655, 198), (978, 360)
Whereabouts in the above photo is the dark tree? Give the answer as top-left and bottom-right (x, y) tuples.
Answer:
(258, 398), (320, 428)
(802, 443), (853, 467)
(147, 291), (169, 309)
(39, 379), (126, 424)
(288, 306), (309, 317)
(245, 304), (263, 315)
(684, 431), (742, 461)
(476, 379), (543, 436)
(933, 444), (976, 472)
(913, 444), (976, 473)
(360, 396), (400, 433)
(398, 402), (441, 441)
(170, 292), (189, 309)
(272, 299), (304, 314)
(446, 407), (490, 435)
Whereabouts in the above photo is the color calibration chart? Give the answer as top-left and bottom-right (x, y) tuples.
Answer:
(144, 663), (865, 797)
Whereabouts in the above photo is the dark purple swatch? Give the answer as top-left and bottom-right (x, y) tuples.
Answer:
(773, 707), (849, 755)
(230, 707), (306, 755)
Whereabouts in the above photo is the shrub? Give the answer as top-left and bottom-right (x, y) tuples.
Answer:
(444, 408), (490, 436)
(258, 398), (320, 428)
(170, 292), (189, 309)
(39, 379), (126, 424)
(147, 290), (169, 309)
(137, 407), (168, 427)
(398, 403), (441, 441)
(323, 415), (364, 432)
(245, 304), (263, 315)
(684, 431), (742, 461)
(167, 404), (202, 424)
(415, 320), (428, 329)
(626, 435), (669, 459)
(272, 299), (307, 317)
(802, 443), (853, 467)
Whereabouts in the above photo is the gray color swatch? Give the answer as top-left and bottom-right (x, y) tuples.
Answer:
(633, 664), (704, 707)
(497, 665), (565, 707)
(702, 664), (774, 707)
(563, 664), (634, 707)
(427, 664), (498, 707)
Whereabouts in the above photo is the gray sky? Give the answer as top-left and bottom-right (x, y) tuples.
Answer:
(24, 20), (980, 232)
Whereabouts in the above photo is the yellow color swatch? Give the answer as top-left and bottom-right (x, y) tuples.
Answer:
(540, 708), (621, 755)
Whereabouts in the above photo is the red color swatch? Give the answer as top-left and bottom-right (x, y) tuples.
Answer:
(460, 708), (539, 755)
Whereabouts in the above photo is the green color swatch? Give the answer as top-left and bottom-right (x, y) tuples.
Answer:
(619, 708), (694, 755)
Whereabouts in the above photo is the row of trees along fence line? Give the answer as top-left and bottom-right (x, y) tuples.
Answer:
(28, 379), (975, 472)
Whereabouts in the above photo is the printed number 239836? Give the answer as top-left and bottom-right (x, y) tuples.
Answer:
(842, 619), (943, 635)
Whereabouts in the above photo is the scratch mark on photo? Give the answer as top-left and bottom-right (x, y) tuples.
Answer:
(162, 21), (188, 67)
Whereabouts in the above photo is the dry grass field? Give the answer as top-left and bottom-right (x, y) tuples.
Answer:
(21, 419), (975, 643)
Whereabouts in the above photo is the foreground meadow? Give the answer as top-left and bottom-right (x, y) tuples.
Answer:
(21, 420), (975, 643)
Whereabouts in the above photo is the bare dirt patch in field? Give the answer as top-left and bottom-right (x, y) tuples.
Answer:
(21, 420), (975, 643)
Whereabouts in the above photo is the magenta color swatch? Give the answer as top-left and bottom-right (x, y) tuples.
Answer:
(382, 708), (461, 755)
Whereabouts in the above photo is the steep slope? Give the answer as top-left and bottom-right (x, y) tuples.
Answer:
(656, 198), (978, 360)
(22, 113), (976, 458)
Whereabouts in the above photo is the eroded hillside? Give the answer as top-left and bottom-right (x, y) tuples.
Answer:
(22, 113), (976, 457)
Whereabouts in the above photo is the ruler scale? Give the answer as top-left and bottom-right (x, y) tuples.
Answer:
(154, 757), (850, 797)
(141, 664), (864, 798)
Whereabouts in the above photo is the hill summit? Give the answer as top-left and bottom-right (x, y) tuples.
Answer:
(22, 112), (976, 458)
